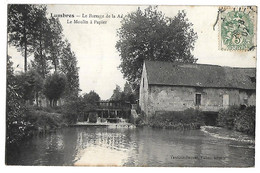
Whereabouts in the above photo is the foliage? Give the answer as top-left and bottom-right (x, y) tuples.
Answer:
(47, 17), (64, 71)
(88, 112), (98, 123)
(31, 5), (51, 78)
(43, 72), (66, 106)
(6, 57), (66, 147)
(15, 70), (44, 104)
(8, 4), (80, 105)
(234, 106), (255, 135)
(61, 96), (97, 124)
(116, 6), (198, 90)
(123, 81), (132, 94)
(25, 108), (66, 129)
(6, 56), (28, 145)
(217, 105), (240, 129)
(8, 5), (47, 72)
(61, 98), (83, 124)
(110, 82), (137, 103)
(7, 4), (79, 101)
(122, 82), (137, 103)
(83, 90), (100, 104)
(59, 40), (80, 98)
(131, 110), (146, 126)
(217, 106), (255, 135)
(148, 108), (204, 129)
(110, 85), (122, 101)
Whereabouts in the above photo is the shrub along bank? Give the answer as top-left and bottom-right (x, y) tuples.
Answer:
(23, 106), (68, 136)
(217, 106), (255, 136)
(7, 105), (68, 147)
(148, 108), (204, 130)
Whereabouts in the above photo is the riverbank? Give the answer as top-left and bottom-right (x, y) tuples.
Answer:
(6, 105), (68, 148)
(25, 107), (68, 133)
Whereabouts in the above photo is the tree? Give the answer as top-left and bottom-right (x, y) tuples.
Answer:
(31, 53), (52, 79)
(123, 81), (133, 95)
(59, 40), (80, 98)
(6, 56), (27, 145)
(7, 56), (15, 87)
(123, 82), (137, 103)
(15, 70), (44, 104)
(43, 72), (66, 107)
(110, 84), (137, 103)
(47, 17), (64, 71)
(110, 85), (122, 101)
(116, 6), (198, 90)
(83, 91), (101, 104)
(8, 5), (46, 72)
(31, 5), (51, 78)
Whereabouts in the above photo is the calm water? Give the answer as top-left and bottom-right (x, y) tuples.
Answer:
(6, 126), (255, 167)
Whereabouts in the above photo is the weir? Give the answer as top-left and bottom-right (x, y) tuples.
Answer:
(76, 101), (137, 128)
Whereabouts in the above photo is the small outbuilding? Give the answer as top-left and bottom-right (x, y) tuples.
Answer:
(139, 61), (256, 117)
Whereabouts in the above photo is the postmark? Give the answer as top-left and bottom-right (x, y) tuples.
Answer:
(219, 6), (257, 51)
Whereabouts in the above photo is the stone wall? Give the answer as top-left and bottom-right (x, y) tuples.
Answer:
(145, 85), (255, 117)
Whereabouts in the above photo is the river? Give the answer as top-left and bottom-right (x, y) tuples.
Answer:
(6, 126), (255, 167)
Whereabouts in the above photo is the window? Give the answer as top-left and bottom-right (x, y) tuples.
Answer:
(195, 94), (201, 105)
(223, 94), (229, 107)
(243, 98), (248, 105)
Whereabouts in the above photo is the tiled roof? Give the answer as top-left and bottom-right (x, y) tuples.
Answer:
(144, 60), (256, 90)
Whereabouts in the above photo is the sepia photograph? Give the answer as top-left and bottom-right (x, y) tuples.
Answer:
(5, 3), (257, 167)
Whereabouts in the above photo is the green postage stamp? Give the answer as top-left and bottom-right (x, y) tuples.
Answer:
(219, 6), (257, 51)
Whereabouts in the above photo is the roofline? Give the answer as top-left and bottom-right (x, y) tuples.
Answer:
(148, 83), (256, 91)
(144, 60), (256, 69)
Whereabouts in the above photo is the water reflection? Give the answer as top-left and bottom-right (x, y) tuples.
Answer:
(6, 126), (255, 167)
(74, 127), (135, 166)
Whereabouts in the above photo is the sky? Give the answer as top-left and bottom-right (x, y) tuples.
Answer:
(7, 5), (257, 100)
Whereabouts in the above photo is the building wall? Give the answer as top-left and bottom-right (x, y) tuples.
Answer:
(145, 85), (255, 117)
(139, 63), (149, 116)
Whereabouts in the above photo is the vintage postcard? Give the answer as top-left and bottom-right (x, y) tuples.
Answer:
(5, 4), (257, 167)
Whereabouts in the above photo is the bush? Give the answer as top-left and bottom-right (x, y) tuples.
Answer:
(6, 77), (28, 145)
(234, 106), (255, 135)
(135, 114), (146, 126)
(217, 106), (255, 135)
(61, 99), (84, 124)
(25, 109), (67, 131)
(133, 111), (146, 126)
(148, 108), (204, 129)
(217, 105), (240, 129)
(61, 97), (99, 124)
(88, 112), (98, 123)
